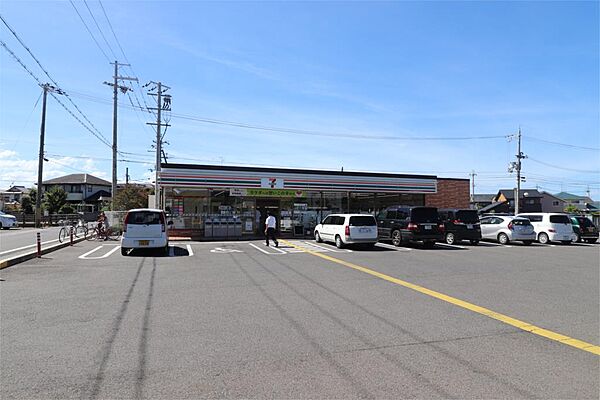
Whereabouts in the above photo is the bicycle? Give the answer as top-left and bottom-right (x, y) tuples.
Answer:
(86, 223), (121, 241)
(58, 219), (87, 243)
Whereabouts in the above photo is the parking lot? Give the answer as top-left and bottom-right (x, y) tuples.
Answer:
(1, 239), (598, 399)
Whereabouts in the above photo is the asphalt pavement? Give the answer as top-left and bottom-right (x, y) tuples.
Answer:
(0, 226), (64, 259)
(1, 239), (598, 399)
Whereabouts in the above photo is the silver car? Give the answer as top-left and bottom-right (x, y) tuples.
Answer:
(479, 216), (536, 245)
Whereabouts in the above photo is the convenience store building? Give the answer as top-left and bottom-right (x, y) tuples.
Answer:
(158, 163), (469, 238)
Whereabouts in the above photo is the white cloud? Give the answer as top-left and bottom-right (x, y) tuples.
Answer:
(0, 150), (18, 159)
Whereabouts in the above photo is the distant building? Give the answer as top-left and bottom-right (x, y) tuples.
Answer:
(539, 192), (566, 213)
(0, 186), (30, 211)
(42, 174), (111, 212)
(479, 189), (543, 214)
(470, 193), (495, 210)
(554, 192), (598, 212)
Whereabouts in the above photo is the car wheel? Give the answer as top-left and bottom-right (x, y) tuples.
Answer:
(470, 240), (479, 245)
(574, 233), (581, 243)
(121, 247), (129, 256)
(315, 231), (322, 243)
(335, 235), (344, 249)
(585, 238), (598, 244)
(391, 230), (402, 247)
(445, 232), (455, 245)
(498, 233), (509, 245)
(423, 241), (435, 249)
(522, 240), (533, 246)
(538, 232), (549, 244)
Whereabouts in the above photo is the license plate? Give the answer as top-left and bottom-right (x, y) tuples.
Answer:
(424, 225), (431, 230)
(467, 224), (473, 229)
(359, 228), (371, 233)
(138, 240), (149, 246)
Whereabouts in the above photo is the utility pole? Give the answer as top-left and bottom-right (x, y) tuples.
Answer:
(125, 167), (129, 185)
(146, 81), (171, 209)
(35, 83), (63, 228)
(469, 170), (477, 204)
(514, 127), (526, 215)
(104, 61), (137, 211)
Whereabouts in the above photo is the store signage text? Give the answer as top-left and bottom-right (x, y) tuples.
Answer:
(230, 188), (303, 198)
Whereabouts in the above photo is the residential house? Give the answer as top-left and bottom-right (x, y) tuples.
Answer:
(0, 186), (30, 211)
(554, 192), (598, 213)
(470, 193), (495, 210)
(540, 192), (567, 213)
(41, 174), (111, 212)
(479, 189), (543, 214)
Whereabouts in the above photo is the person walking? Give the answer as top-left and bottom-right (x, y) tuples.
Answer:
(265, 211), (279, 247)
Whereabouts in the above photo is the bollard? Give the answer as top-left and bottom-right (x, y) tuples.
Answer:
(36, 232), (41, 258)
(70, 226), (74, 246)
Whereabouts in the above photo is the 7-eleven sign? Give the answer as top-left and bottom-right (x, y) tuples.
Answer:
(261, 177), (284, 189)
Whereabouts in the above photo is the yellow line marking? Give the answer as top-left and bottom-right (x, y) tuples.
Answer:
(281, 239), (600, 356)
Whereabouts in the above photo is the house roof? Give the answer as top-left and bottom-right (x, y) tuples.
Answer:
(472, 194), (495, 202)
(554, 191), (593, 202)
(496, 189), (543, 200)
(540, 191), (566, 202)
(43, 174), (110, 186)
(478, 201), (507, 213)
(84, 189), (112, 202)
(6, 185), (27, 193)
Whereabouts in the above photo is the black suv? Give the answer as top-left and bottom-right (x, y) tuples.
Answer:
(438, 208), (482, 245)
(377, 206), (443, 248)
(570, 216), (599, 243)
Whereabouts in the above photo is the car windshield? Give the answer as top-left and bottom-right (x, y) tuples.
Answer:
(411, 207), (439, 223)
(512, 218), (531, 226)
(128, 211), (162, 225)
(349, 216), (376, 226)
(456, 210), (479, 223)
(550, 215), (570, 224)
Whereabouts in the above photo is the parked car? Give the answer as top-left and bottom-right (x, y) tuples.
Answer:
(121, 208), (170, 255)
(314, 214), (378, 249)
(438, 208), (482, 245)
(0, 210), (18, 229)
(479, 216), (536, 245)
(377, 206), (443, 248)
(569, 216), (599, 243)
(516, 213), (573, 244)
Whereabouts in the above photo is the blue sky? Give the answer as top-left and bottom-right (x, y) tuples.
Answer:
(1, 1), (598, 198)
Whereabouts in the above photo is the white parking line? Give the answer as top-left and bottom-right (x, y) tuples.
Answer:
(299, 241), (353, 253)
(0, 238), (60, 256)
(186, 244), (194, 255)
(435, 243), (467, 250)
(78, 245), (120, 259)
(570, 242), (595, 247)
(375, 242), (412, 251)
(248, 243), (286, 254)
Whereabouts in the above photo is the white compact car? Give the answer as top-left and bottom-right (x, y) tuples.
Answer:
(479, 215), (536, 245)
(314, 214), (378, 248)
(121, 208), (170, 255)
(516, 213), (573, 244)
(0, 211), (18, 229)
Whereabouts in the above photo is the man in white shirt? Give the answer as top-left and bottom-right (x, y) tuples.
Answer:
(265, 211), (279, 247)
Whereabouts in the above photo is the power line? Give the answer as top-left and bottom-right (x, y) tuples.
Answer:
(524, 136), (600, 152)
(68, 0), (110, 62)
(82, 0), (118, 60)
(528, 156), (600, 174)
(1, 14), (112, 147)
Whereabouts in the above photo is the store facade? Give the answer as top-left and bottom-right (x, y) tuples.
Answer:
(159, 163), (438, 238)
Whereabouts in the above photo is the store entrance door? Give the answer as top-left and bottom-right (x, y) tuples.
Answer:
(255, 198), (280, 236)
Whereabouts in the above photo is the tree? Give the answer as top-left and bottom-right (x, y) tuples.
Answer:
(113, 185), (148, 211)
(20, 195), (34, 214)
(43, 186), (67, 214)
(564, 204), (580, 214)
(59, 204), (75, 214)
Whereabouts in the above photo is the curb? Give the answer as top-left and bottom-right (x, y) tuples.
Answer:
(0, 237), (87, 270)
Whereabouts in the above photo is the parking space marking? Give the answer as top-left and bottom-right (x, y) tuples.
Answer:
(186, 244), (194, 256)
(435, 243), (467, 250)
(280, 239), (600, 356)
(375, 242), (412, 251)
(478, 241), (512, 248)
(299, 241), (353, 253)
(78, 245), (120, 260)
(248, 243), (286, 254)
(571, 242), (596, 247)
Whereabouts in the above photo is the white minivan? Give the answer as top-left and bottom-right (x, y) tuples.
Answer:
(121, 208), (170, 255)
(314, 214), (378, 248)
(516, 213), (573, 244)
